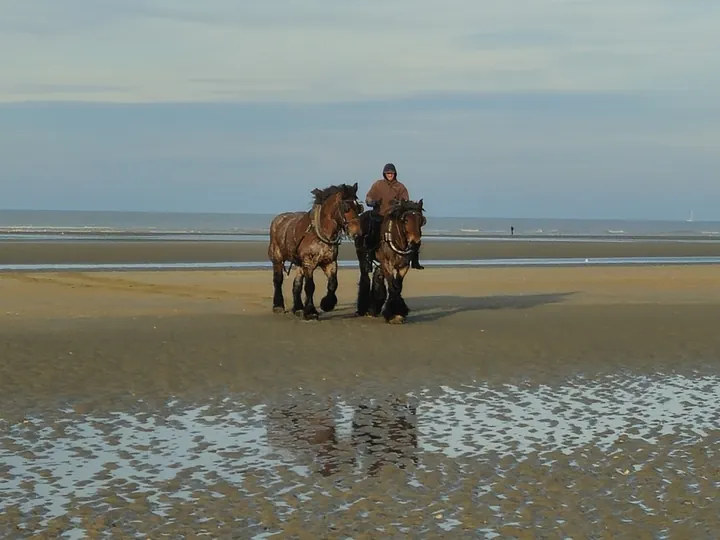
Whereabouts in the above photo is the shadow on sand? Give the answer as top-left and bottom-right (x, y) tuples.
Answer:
(406, 292), (577, 322)
(320, 291), (577, 323)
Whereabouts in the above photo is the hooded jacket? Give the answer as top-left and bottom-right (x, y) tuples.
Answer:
(365, 163), (410, 216)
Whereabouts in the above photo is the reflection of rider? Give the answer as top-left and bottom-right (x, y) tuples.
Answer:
(365, 163), (424, 269)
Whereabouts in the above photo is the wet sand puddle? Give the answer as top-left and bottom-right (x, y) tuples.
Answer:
(4, 255), (720, 272)
(2, 372), (719, 538)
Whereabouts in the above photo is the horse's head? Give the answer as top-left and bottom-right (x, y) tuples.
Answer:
(311, 182), (364, 240)
(389, 198), (426, 251)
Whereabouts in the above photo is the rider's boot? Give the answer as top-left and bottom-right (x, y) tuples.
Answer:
(410, 246), (424, 270)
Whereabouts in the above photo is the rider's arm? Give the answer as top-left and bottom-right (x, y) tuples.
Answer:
(397, 183), (409, 201)
(365, 181), (381, 207)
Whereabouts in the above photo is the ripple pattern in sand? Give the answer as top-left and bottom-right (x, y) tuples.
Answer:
(1, 373), (719, 538)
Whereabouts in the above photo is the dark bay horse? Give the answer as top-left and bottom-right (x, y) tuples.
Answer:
(268, 183), (363, 320)
(354, 199), (426, 324)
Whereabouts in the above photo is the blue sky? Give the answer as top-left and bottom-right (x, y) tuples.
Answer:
(1, 0), (718, 219)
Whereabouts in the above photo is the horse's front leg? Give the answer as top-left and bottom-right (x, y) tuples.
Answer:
(395, 266), (410, 317)
(302, 264), (320, 320)
(291, 267), (305, 316)
(320, 261), (339, 312)
(369, 265), (387, 317)
(383, 266), (409, 323)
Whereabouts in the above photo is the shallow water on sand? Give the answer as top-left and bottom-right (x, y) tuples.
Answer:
(2, 372), (719, 538)
(4, 255), (720, 272)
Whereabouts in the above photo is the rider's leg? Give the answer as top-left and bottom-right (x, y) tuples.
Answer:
(410, 242), (424, 270)
(367, 215), (381, 263)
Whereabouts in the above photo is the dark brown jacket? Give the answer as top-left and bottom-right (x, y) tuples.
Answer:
(365, 179), (410, 216)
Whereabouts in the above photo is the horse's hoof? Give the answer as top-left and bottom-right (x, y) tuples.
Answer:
(303, 311), (319, 321)
(387, 315), (405, 324)
(292, 309), (304, 318)
(272, 307), (285, 314)
(320, 296), (337, 312)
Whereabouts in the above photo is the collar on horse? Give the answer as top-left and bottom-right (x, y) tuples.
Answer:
(310, 203), (343, 246)
(383, 209), (422, 255)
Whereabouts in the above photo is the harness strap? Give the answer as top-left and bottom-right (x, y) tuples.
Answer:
(285, 200), (352, 275)
(311, 203), (342, 245)
(284, 214), (314, 276)
(383, 217), (415, 255)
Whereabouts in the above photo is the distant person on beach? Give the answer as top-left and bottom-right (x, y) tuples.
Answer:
(365, 163), (424, 270)
(510, 226), (514, 236)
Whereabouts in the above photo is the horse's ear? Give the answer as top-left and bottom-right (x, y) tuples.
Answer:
(419, 198), (424, 209)
(352, 182), (358, 194)
(311, 188), (321, 197)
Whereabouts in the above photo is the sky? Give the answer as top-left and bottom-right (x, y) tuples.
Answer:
(1, 0), (719, 219)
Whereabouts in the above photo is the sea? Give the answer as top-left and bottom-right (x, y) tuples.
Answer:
(1, 209), (719, 242)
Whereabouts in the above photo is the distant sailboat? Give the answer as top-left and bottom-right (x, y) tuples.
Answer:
(686, 210), (694, 222)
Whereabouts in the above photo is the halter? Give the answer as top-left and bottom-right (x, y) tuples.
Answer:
(383, 209), (425, 256)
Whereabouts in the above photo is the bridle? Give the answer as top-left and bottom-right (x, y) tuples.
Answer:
(311, 196), (363, 246)
(384, 209), (426, 256)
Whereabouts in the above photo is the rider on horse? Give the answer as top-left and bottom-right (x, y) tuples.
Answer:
(365, 163), (424, 270)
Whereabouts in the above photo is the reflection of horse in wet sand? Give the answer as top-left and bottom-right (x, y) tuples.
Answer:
(268, 183), (363, 320)
(265, 397), (418, 478)
(266, 402), (344, 477)
(351, 397), (419, 476)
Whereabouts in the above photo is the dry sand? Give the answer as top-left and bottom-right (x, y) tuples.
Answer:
(2, 265), (720, 537)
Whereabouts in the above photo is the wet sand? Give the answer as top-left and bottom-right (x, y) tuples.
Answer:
(2, 266), (720, 537)
(4, 237), (720, 265)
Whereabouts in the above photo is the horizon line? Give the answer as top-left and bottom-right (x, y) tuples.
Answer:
(0, 208), (710, 223)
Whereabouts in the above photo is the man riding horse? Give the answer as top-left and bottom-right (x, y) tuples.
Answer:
(364, 163), (424, 270)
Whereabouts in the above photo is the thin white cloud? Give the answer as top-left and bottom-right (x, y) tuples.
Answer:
(0, 0), (718, 102)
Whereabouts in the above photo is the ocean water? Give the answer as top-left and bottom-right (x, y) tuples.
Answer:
(1, 209), (719, 240)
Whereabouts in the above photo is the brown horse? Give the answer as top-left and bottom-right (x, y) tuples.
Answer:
(268, 183), (363, 320)
(354, 199), (426, 323)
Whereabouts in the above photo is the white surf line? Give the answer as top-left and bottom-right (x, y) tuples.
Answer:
(3, 256), (720, 272)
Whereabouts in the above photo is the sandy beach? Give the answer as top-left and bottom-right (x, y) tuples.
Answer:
(2, 264), (720, 537)
(3, 237), (720, 265)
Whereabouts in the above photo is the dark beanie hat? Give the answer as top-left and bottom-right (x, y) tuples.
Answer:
(383, 163), (397, 176)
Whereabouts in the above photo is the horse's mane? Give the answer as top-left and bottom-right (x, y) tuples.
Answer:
(311, 183), (358, 206)
(387, 199), (424, 219)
